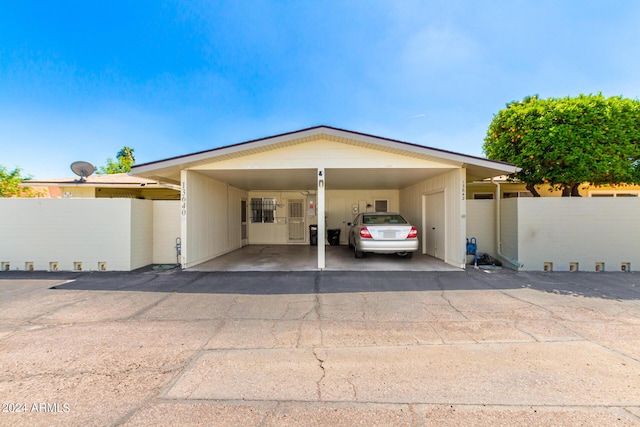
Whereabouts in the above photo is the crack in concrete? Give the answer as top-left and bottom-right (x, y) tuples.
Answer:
(312, 272), (324, 346)
(436, 275), (470, 320)
(126, 293), (173, 320)
(361, 294), (369, 321)
(473, 272), (640, 364)
(513, 319), (540, 342)
(346, 377), (357, 400)
(269, 320), (279, 345)
(24, 295), (94, 324)
(311, 349), (326, 401)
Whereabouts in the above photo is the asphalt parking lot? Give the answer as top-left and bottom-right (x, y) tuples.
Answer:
(1, 268), (639, 426)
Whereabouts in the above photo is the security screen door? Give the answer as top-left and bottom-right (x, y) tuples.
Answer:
(241, 199), (247, 246)
(288, 199), (305, 242)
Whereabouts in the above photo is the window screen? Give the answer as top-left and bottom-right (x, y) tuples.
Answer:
(250, 198), (276, 223)
(473, 193), (494, 200)
(374, 200), (388, 212)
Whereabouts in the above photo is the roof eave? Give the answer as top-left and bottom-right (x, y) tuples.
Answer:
(131, 125), (520, 177)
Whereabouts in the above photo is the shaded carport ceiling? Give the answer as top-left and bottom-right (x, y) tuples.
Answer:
(195, 168), (456, 191)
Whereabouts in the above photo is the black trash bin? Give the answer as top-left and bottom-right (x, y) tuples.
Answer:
(328, 228), (341, 246)
(309, 224), (318, 246)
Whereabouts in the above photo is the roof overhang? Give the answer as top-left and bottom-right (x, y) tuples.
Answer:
(22, 173), (181, 191)
(131, 126), (519, 188)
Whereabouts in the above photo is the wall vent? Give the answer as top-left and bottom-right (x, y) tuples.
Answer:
(543, 262), (553, 272)
(98, 262), (107, 271)
(569, 262), (579, 272)
(621, 262), (631, 272)
(595, 262), (605, 272)
(49, 262), (59, 272)
(25, 262), (34, 271)
(1, 262), (9, 271)
(73, 262), (83, 271)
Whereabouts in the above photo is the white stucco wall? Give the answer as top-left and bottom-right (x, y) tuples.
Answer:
(515, 198), (640, 272)
(500, 198), (519, 262)
(465, 200), (496, 258)
(0, 199), (180, 271)
(400, 169), (466, 268)
(153, 201), (181, 264)
(130, 200), (154, 270)
(181, 171), (247, 268)
(0, 199), (139, 271)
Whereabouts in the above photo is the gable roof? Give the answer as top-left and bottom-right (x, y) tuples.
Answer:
(131, 125), (519, 184)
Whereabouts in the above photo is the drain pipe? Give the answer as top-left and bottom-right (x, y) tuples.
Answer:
(492, 178), (524, 270)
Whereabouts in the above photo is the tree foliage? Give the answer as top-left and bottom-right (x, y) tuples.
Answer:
(98, 146), (135, 174)
(483, 94), (640, 196)
(0, 165), (33, 197)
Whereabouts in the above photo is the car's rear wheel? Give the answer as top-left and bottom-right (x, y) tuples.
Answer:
(354, 245), (364, 258)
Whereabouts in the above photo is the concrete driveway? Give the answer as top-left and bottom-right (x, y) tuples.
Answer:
(187, 245), (460, 272)
(1, 269), (639, 426)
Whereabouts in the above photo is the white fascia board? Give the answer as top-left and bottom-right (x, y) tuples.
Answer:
(131, 126), (520, 175)
(132, 128), (326, 175)
(321, 128), (520, 174)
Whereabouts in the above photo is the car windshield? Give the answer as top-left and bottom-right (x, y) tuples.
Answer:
(362, 214), (407, 225)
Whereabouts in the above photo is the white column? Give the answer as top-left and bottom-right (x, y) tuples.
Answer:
(317, 168), (325, 269)
(180, 170), (188, 269)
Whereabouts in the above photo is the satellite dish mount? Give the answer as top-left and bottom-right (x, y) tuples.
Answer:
(70, 161), (96, 182)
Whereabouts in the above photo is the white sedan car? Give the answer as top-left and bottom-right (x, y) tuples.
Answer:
(347, 212), (419, 259)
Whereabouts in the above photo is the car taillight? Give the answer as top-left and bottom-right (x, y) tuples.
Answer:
(407, 227), (418, 239)
(360, 227), (373, 239)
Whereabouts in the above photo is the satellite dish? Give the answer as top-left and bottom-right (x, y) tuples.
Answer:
(70, 161), (96, 182)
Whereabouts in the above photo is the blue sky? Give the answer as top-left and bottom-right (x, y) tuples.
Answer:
(1, 1), (639, 178)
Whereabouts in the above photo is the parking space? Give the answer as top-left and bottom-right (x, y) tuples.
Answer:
(1, 270), (639, 426)
(187, 244), (460, 272)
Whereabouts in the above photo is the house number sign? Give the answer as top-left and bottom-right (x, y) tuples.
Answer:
(181, 181), (187, 220)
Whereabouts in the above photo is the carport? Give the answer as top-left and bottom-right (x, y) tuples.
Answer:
(130, 126), (518, 271)
(188, 245), (460, 271)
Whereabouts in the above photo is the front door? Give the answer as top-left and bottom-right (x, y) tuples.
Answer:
(241, 199), (248, 246)
(288, 199), (305, 242)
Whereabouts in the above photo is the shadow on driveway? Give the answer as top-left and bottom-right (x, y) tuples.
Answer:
(2, 268), (639, 301)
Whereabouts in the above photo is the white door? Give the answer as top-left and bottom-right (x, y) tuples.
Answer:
(288, 199), (305, 242)
(423, 192), (445, 259)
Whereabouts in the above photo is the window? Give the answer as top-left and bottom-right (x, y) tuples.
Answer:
(503, 191), (533, 199)
(473, 193), (494, 200)
(250, 198), (276, 223)
(374, 199), (388, 212)
(591, 192), (638, 197)
(362, 214), (407, 225)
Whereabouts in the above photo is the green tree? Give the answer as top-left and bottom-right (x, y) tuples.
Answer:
(99, 146), (135, 174)
(483, 94), (640, 196)
(0, 165), (33, 197)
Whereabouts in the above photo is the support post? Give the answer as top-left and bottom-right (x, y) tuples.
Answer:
(317, 168), (325, 269)
(180, 170), (188, 269)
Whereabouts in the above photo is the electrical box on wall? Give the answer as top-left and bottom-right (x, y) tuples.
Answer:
(307, 194), (317, 216)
